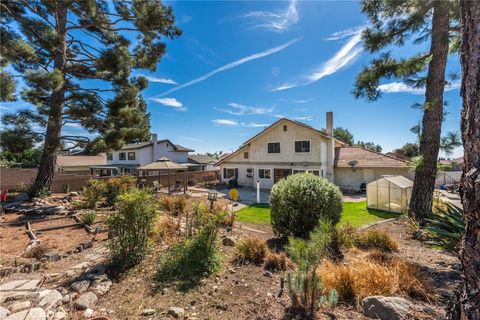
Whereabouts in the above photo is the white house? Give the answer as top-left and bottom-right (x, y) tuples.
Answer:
(217, 112), (411, 191)
(187, 154), (219, 171)
(91, 134), (194, 176)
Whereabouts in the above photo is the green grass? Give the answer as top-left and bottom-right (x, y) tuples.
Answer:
(236, 203), (271, 224)
(339, 201), (399, 227)
(236, 201), (399, 227)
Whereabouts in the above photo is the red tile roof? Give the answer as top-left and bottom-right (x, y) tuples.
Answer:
(335, 147), (409, 168)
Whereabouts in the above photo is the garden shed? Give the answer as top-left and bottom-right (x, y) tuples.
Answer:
(366, 175), (413, 213)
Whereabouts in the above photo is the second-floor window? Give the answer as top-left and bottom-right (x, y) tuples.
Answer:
(267, 142), (280, 154)
(106, 153), (113, 161)
(128, 152), (135, 160)
(244, 152), (249, 159)
(295, 140), (310, 153)
(119, 152), (126, 160)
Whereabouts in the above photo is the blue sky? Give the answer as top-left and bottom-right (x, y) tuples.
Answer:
(2, 1), (463, 158)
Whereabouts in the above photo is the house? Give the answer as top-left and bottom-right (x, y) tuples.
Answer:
(56, 154), (106, 172)
(216, 112), (412, 191)
(439, 157), (463, 171)
(90, 134), (194, 176)
(187, 154), (219, 171)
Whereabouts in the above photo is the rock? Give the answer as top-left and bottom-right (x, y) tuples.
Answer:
(38, 289), (62, 310)
(54, 310), (67, 320)
(263, 271), (274, 278)
(43, 252), (61, 262)
(83, 308), (94, 318)
(71, 280), (90, 294)
(91, 279), (112, 296)
(167, 307), (184, 319)
(14, 192), (29, 202)
(362, 296), (412, 320)
(222, 236), (236, 246)
(0, 280), (30, 291)
(0, 306), (10, 320)
(228, 268), (236, 274)
(68, 192), (79, 197)
(9, 301), (31, 313)
(74, 292), (98, 310)
(15, 279), (41, 291)
(79, 240), (93, 250)
(214, 303), (228, 311)
(4, 308), (46, 320)
(141, 309), (156, 316)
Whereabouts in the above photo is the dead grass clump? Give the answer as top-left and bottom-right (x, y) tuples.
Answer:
(336, 222), (358, 248)
(366, 250), (394, 265)
(24, 242), (50, 260)
(319, 257), (431, 304)
(154, 215), (179, 244)
(233, 237), (267, 265)
(355, 230), (398, 252)
(158, 196), (175, 212)
(263, 251), (293, 272)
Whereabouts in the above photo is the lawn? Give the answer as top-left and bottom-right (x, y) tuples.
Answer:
(235, 201), (399, 227)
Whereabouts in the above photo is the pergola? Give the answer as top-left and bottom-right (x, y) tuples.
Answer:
(137, 156), (188, 194)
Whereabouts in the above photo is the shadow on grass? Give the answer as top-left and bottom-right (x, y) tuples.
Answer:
(366, 208), (400, 220)
(248, 203), (270, 209)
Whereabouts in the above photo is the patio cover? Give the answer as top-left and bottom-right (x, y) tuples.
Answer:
(137, 156), (187, 171)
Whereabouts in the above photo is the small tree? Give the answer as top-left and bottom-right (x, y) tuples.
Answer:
(333, 127), (354, 146)
(270, 174), (343, 238)
(229, 188), (239, 202)
(107, 188), (158, 271)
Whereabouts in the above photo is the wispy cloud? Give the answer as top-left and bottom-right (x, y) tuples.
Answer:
(271, 27), (364, 92)
(150, 97), (186, 111)
(280, 98), (312, 104)
(326, 26), (365, 41)
(139, 74), (177, 85)
(181, 136), (202, 142)
(273, 114), (313, 121)
(212, 119), (269, 128)
(378, 81), (461, 94)
(218, 102), (274, 116)
(155, 37), (301, 97)
(242, 0), (299, 32)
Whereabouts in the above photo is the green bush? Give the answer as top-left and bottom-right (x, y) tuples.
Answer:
(81, 210), (96, 225)
(233, 237), (267, 265)
(156, 221), (221, 291)
(354, 230), (398, 252)
(105, 176), (137, 205)
(83, 179), (107, 208)
(270, 173), (343, 238)
(107, 188), (158, 271)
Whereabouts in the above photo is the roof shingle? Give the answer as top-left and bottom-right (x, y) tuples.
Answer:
(334, 147), (408, 168)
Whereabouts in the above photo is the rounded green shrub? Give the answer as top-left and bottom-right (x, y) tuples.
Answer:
(270, 173), (343, 238)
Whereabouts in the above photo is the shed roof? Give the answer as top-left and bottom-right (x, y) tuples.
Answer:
(335, 146), (409, 168)
(368, 175), (413, 188)
(137, 157), (186, 170)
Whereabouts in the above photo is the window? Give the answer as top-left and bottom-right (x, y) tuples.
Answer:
(267, 142), (280, 153)
(295, 140), (310, 153)
(311, 170), (320, 176)
(258, 168), (271, 179)
(119, 152), (126, 160)
(149, 171), (159, 176)
(223, 168), (238, 180)
(128, 152), (135, 160)
(283, 125), (288, 132)
(244, 152), (249, 159)
(107, 153), (113, 161)
(246, 168), (253, 178)
(293, 169), (306, 174)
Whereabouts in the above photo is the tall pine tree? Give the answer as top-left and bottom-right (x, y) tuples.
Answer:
(354, 0), (458, 220)
(0, 0), (180, 194)
(447, 1), (480, 318)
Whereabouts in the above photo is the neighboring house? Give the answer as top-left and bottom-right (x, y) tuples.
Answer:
(91, 134), (194, 176)
(217, 112), (412, 191)
(439, 157), (463, 171)
(187, 154), (219, 171)
(56, 154), (106, 171)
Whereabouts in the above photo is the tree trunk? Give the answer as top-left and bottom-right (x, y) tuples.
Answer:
(447, 1), (480, 319)
(31, 2), (68, 195)
(409, 1), (450, 220)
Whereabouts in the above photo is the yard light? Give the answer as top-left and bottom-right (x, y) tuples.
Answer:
(208, 189), (218, 211)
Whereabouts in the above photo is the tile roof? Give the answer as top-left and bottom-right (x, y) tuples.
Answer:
(56, 154), (107, 167)
(188, 154), (217, 164)
(335, 146), (409, 168)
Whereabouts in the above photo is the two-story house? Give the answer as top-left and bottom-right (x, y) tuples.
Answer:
(91, 134), (194, 176)
(217, 112), (411, 190)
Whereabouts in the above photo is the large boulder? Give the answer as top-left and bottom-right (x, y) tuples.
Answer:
(38, 289), (62, 310)
(362, 296), (411, 320)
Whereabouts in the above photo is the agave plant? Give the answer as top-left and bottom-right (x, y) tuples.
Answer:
(424, 202), (464, 253)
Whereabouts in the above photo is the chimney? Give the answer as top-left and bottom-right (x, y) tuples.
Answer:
(151, 133), (158, 161)
(326, 111), (333, 136)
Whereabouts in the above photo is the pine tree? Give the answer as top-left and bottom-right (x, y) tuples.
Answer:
(354, 0), (458, 220)
(333, 127), (354, 145)
(0, 0), (181, 195)
(447, 1), (480, 318)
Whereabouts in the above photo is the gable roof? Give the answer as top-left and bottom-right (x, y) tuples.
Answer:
(216, 118), (344, 165)
(335, 146), (409, 168)
(189, 154), (217, 164)
(120, 139), (194, 152)
(56, 154), (107, 167)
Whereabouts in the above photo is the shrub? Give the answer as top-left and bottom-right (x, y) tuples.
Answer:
(234, 237), (267, 265)
(107, 188), (158, 271)
(156, 220), (221, 290)
(270, 173), (343, 238)
(172, 196), (187, 216)
(425, 202), (464, 253)
(158, 196), (175, 211)
(154, 215), (179, 244)
(336, 222), (358, 249)
(24, 243), (50, 260)
(81, 210), (96, 225)
(83, 179), (107, 208)
(318, 261), (356, 303)
(34, 185), (51, 199)
(229, 188), (239, 202)
(354, 230), (398, 252)
(264, 251), (292, 272)
(366, 250), (394, 265)
(105, 176), (137, 205)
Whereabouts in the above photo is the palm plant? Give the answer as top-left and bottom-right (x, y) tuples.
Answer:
(425, 202), (464, 253)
